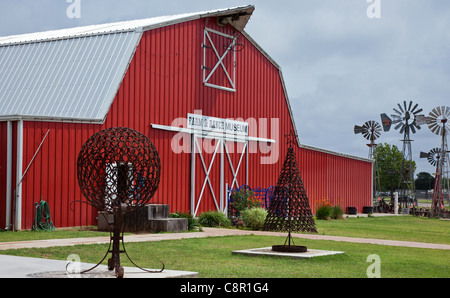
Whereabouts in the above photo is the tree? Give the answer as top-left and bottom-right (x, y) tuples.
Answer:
(415, 172), (434, 190)
(375, 143), (417, 192)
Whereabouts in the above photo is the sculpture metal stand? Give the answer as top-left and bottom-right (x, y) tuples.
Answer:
(263, 131), (317, 253)
(75, 127), (162, 278)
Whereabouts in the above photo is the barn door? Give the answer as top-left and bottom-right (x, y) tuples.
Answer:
(224, 140), (248, 190)
(190, 135), (248, 217)
(191, 135), (222, 217)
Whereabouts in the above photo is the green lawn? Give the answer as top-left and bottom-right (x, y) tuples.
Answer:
(1, 235), (449, 278)
(315, 216), (450, 244)
(0, 227), (111, 243)
(0, 216), (449, 278)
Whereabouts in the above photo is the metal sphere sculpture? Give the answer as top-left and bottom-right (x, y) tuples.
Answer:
(76, 127), (161, 278)
(77, 127), (161, 213)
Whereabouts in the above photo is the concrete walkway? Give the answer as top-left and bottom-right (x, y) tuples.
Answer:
(1, 227), (449, 251)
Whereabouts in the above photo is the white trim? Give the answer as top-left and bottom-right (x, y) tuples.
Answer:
(220, 140), (224, 213)
(204, 27), (235, 39)
(0, 116), (104, 124)
(203, 83), (236, 93)
(190, 134), (196, 215)
(5, 121), (12, 230)
(151, 123), (275, 143)
(15, 120), (23, 231)
(300, 143), (374, 163)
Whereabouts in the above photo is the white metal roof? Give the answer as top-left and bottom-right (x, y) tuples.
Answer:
(0, 31), (141, 122)
(0, 6), (254, 123)
(0, 6), (254, 47)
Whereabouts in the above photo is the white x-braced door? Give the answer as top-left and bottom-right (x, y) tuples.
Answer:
(191, 135), (248, 217)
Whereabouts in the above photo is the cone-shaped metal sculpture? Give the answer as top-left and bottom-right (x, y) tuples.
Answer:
(263, 131), (317, 252)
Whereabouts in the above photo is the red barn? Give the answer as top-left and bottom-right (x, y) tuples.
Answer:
(0, 6), (372, 230)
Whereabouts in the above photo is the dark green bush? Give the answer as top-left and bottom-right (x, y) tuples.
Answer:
(316, 205), (344, 220)
(316, 205), (333, 220)
(331, 205), (344, 219)
(198, 211), (231, 227)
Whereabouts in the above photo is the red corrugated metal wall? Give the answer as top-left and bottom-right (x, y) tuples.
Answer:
(20, 122), (99, 229)
(2, 17), (372, 229)
(297, 146), (372, 213)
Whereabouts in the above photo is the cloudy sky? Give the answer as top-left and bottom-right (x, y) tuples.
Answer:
(1, 0), (449, 175)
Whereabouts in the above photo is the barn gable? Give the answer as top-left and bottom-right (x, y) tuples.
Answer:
(0, 6), (256, 123)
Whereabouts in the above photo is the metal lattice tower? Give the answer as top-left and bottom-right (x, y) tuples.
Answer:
(426, 106), (450, 217)
(381, 101), (424, 208)
(354, 121), (382, 197)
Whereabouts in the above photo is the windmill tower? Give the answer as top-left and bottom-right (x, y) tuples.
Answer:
(354, 121), (382, 197)
(380, 101), (425, 207)
(424, 106), (450, 217)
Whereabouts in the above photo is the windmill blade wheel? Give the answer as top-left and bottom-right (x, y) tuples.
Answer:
(358, 121), (382, 141)
(428, 106), (450, 136)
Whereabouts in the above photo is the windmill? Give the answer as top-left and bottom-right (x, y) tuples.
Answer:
(354, 121), (382, 159)
(420, 148), (446, 168)
(424, 106), (450, 217)
(420, 148), (448, 217)
(380, 101), (425, 207)
(354, 121), (382, 197)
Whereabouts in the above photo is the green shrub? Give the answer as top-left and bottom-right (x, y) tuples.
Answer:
(198, 211), (231, 227)
(316, 205), (332, 220)
(331, 205), (344, 219)
(316, 205), (344, 220)
(241, 208), (267, 230)
(170, 211), (202, 231)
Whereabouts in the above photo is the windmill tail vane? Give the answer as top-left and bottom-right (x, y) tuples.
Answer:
(380, 113), (392, 132)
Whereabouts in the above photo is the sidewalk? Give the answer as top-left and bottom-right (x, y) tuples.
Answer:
(1, 227), (449, 251)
